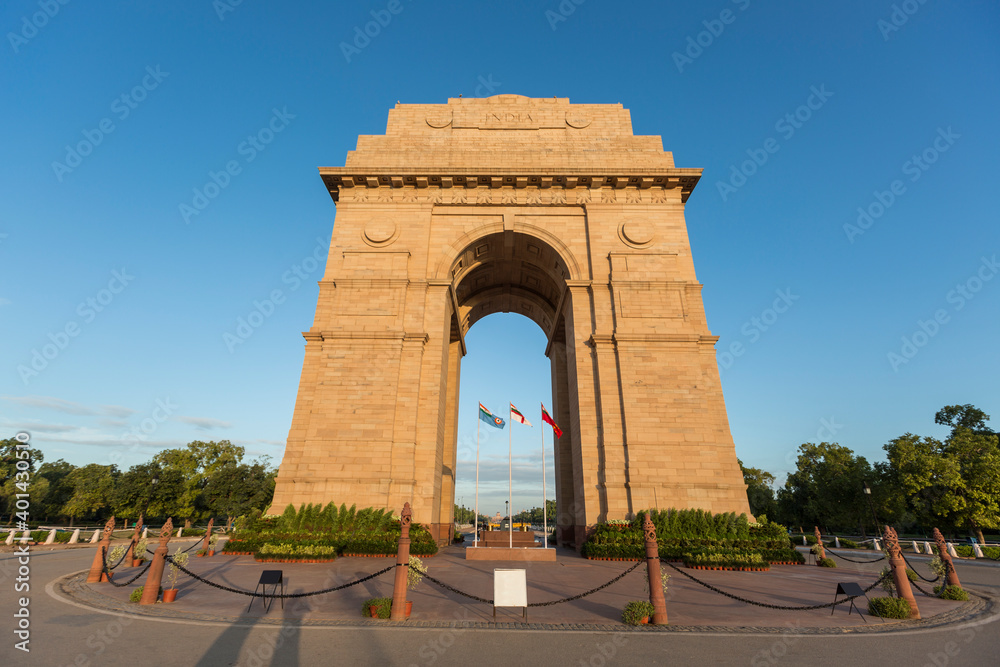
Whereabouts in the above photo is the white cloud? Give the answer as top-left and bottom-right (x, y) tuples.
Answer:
(175, 416), (233, 430)
(1, 395), (97, 415)
(101, 404), (136, 418)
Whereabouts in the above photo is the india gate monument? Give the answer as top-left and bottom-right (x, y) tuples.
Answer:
(270, 95), (752, 546)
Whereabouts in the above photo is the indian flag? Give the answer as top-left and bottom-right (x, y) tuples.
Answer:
(509, 403), (532, 426)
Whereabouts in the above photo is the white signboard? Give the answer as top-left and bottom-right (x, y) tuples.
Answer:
(493, 569), (527, 608)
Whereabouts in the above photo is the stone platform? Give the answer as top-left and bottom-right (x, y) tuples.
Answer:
(465, 546), (558, 562)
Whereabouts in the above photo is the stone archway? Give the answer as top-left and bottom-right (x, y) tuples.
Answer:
(270, 95), (752, 545)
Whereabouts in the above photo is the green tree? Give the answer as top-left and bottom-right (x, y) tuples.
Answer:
(935, 404), (993, 435)
(738, 458), (776, 519)
(777, 442), (875, 533)
(201, 458), (276, 528)
(883, 405), (999, 542)
(61, 464), (117, 524)
(35, 460), (77, 522)
(152, 440), (246, 524)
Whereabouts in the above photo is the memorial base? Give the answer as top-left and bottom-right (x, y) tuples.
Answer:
(465, 547), (557, 562)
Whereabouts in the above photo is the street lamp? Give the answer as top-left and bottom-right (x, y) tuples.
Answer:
(862, 481), (880, 536)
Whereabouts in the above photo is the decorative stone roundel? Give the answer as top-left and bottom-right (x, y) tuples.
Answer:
(618, 221), (654, 248)
(426, 113), (453, 128)
(565, 112), (592, 129)
(363, 218), (398, 247)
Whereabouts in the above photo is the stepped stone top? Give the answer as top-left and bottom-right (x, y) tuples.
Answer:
(321, 95), (700, 202)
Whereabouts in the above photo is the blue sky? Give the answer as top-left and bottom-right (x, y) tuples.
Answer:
(1, 1), (997, 516)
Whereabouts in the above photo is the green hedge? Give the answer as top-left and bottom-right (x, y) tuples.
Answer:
(228, 505), (439, 558)
(257, 543), (337, 561)
(582, 509), (793, 564)
(982, 546), (1000, 559)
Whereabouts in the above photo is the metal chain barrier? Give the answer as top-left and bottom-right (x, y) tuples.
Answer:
(528, 560), (643, 607)
(99, 547), (152, 587)
(826, 550), (887, 564)
(660, 558), (891, 611)
(417, 559), (644, 607)
(163, 555), (393, 599)
(900, 551), (940, 583)
(419, 571), (494, 605)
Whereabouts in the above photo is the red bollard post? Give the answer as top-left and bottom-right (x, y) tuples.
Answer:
(140, 518), (174, 605)
(200, 518), (215, 554)
(87, 517), (116, 583)
(814, 527), (826, 564)
(390, 503), (413, 621)
(643, 513), (668, 625)
(933, 528), (962, 589)
(125, 515), (144, 564)
(884, 526), (920, 619)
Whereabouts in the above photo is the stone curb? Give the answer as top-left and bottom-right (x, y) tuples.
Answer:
(54, 571), (996, 635)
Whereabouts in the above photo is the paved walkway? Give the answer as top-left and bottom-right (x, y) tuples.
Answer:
(50, 541), (994, 633)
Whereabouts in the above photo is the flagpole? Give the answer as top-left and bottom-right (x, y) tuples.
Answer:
(541, 410), (548, 549)
(474, 407), (480, 549)
(508, 409), (513, 549)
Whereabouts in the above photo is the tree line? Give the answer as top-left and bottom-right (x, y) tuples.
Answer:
(740, 404), (999, 542)
(1, 439), (275, 529)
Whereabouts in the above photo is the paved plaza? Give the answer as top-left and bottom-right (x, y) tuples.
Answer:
(5, 539), (998, 666)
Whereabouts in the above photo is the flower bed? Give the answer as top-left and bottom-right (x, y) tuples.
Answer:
(254, 543), (337, 562)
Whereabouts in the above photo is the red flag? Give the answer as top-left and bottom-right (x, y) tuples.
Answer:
(541, 403), (562, 438)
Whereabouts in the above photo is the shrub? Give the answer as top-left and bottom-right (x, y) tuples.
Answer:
(129, 586), (160, 602)
(982, 546), (1000, 560)
(407, 555), (426, 590)
(167, 551), (188, 589)
(621, 600), (655, 626)
(934, 585), (969, 601)
(868, 596), (912, 619)
(804, 534), (818, 545)
(954, 545), (974, 557)
(929, 556), (947, 577)
(817, 557), (836, 568)
(108, 545), (128, 569)
(362, 597), (392, 618)
(838, 538), (859, 549)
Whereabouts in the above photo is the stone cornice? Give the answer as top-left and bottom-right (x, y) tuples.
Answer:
(318, 170), (701, 204)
